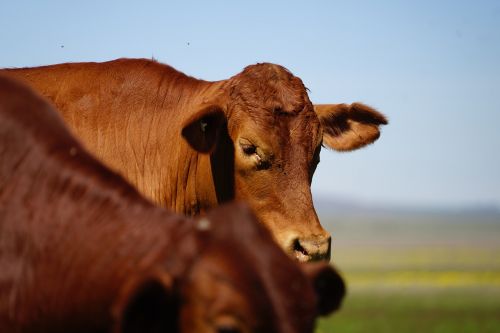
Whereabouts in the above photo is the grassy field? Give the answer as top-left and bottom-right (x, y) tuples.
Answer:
(316, 214), (500, 333)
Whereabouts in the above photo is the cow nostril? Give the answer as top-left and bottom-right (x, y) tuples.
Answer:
(292, 237), (331, 262)
(293, 239), (309, 256)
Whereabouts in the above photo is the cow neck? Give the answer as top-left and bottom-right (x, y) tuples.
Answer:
(2, 59), (230, 217)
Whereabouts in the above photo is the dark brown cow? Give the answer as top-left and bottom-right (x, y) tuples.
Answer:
(3, 59), (387, 261)
(0, 76), (345, 333)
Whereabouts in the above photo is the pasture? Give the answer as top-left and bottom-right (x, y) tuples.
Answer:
(316, 212), (500, 333)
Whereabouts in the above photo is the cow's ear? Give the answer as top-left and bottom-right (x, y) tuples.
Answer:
(112, 270), (178, 333)
(301, 262), (346, 316)
(181, 105), (226, 153)
(314, 103), (388, 152)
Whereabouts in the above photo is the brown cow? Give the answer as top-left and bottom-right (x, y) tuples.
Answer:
(3, 59), (387, 261)
(0, 75), (345, 333)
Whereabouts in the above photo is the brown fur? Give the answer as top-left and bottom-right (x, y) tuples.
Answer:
(314, 103), (388, 151)
(0, 75), (345, 333)
(2, 59), (387, 261)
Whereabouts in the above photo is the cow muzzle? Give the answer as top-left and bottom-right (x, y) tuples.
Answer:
(291, 235), (331, 262)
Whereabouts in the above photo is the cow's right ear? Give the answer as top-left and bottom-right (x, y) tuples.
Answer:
(181, 105), (226, 153)
(112, 270), (178, 333)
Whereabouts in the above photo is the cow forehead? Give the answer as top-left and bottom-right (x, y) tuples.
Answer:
(230, 63), (309, 114)
(188, 203), (318, 331)
(227, 64), (322, 151)
(186, 253), (269, 317)
(188, 241), (316, 332)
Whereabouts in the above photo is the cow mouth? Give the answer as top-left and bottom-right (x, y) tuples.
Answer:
(293, 239), (311, 262)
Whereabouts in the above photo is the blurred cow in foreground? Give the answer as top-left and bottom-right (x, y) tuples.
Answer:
(0, 75), (345, 333)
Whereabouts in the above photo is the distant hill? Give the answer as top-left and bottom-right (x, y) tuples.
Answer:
(313, 196), (500, 220)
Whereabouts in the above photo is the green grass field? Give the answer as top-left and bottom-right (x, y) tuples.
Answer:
(316, 214), (500, 333)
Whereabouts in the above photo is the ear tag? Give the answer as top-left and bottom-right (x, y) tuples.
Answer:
(197, 218), (211, 231)
(200, 120), (208, 133)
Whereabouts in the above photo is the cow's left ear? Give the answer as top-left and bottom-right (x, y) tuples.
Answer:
(112, 270), (178, 333)
(314, 103), (388, 152)
(181, 105), (226, 153)
(301, 262), (346, 316)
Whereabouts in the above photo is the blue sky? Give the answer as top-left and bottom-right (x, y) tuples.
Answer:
(1, 0), (499, 208)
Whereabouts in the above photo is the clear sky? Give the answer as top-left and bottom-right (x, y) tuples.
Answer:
(1, 0), (499, 208)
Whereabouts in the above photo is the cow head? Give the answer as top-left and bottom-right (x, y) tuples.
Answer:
(181, 63), (388, 262)
(113, 203), (345, 333)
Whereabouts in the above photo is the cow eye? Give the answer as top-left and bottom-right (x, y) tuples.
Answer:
(241, 143), (256, 155)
